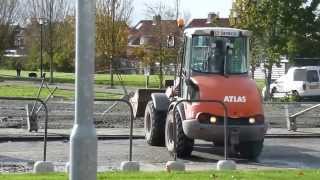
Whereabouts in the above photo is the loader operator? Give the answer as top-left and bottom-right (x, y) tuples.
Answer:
(208, 39), (225, 73)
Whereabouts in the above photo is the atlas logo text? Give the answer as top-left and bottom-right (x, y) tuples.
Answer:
(224, 96), (246, 103)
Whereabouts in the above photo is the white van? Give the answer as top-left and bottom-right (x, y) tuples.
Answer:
(262, 66), (320, 99)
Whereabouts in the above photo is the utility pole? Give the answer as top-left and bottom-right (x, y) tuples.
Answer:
(69, 0), (97, 180)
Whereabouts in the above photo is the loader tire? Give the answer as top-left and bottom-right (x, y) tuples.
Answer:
(165, 110), (194, 158)
(237, 140), (264, 160)
(144, 101), (166, 146)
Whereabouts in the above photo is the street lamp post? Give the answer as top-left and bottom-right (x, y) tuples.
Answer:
(69, 0), (97, 179)
(39, 18), (44, 78)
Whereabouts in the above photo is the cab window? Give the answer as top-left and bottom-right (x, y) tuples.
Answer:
(293, 69), (307, 81)
(306, 70), (319, 82)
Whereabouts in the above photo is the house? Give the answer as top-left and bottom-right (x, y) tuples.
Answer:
(186, 12), (230, 28)
(128, 19), (181, 48)
(3, 25), (26, 58)
(253, 57), (289, 80)
(127, 18), (182, 74)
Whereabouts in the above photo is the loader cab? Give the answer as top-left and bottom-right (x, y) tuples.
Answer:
(178, 28), (251, 99)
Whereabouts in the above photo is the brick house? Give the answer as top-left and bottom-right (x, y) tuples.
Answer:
(186, 12), (230, 28)
(128, 18), (182, 74)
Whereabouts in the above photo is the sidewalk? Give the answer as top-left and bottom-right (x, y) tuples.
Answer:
(0, 128), (319, 141)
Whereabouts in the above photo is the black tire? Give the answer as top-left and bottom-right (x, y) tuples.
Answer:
(237, 140), (264, 160)
(165, 110), (194, 158)
(213, 141), (224, 147)
(144, 101), (166, 146)
(292, 91), (301, 101)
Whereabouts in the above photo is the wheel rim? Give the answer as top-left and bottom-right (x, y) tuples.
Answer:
(166, 119), (174, 151)
(145, 112), (151, 133)
(168, 121), (174, 144)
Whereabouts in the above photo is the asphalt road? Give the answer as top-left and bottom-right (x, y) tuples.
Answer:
(1, 138), (320, 172)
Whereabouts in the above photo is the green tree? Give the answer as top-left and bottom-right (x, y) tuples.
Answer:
(230, 0), (263, 80)
(231, 0), (320, 100)
(96, 0), (133, 87)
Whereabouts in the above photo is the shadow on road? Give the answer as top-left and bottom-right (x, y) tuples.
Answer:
(181, 142), (320, 169)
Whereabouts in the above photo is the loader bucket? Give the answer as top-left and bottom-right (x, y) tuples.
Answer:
(130, 89), (165, 118)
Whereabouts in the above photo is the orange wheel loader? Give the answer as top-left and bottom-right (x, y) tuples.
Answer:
(131, 26), (267, 160)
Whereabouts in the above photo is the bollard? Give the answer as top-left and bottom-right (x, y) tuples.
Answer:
(285, 104), (292, 131)
(33, 161), (54, 173)
(285, 104), (297, 131)
(120, 161), (140, 171)
(26, 104), (38, 132)
(289, 117), (297, 131)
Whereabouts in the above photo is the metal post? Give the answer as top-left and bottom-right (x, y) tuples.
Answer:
(129, 101), (134, 161)
(223, 109), (228, 160)
(70, 1), (97, 180)
(40, 22), (43, 78)
(110, 0), (115, 88)
(49, 0), (54, 83)
(285, 104), (291, 130)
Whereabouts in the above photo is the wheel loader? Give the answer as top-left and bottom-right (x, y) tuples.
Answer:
(130, 25), (267, 159)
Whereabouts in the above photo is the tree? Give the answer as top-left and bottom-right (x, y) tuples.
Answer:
(96, 0), (133, 87)
(23, 0), (72, 79)
(286, 0), (320, 59)
(231, 0), (320, 100)
(230, 0), (262, 80)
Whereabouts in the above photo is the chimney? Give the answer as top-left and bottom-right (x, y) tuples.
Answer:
(207, 12), (219, 24)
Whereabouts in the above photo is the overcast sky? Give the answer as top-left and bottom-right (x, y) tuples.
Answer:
(131, 0), (233, 25)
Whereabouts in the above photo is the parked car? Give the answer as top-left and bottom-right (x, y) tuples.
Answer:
(262, 66), (320, 99)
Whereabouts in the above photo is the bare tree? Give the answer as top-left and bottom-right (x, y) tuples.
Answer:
(143, 1), (182, 88)
(0, 0), (19, 56)
(96, 0), (133, 87)
(144, 1), (176, 20)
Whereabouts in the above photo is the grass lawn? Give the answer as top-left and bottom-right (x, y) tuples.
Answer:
(0, 69), (171, 88)
(255, 79), (265, 91)
(0, 170), (319, 180)
(0, 69), (266, 90)
(0, 84), (122, 100)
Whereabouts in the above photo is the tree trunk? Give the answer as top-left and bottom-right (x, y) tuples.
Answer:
(251, 65), (255, 79)
(264, 65), (273, 101)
